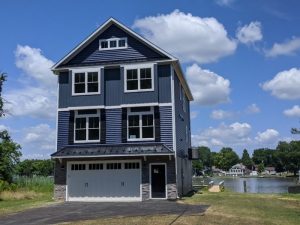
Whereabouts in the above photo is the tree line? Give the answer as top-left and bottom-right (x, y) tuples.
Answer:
(193, 140), (300, 176)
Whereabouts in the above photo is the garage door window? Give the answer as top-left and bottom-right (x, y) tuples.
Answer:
(89, 163), (103, 170)
(71, 164), (86, 170)
(74, 109), (100, 143)
(125, 162), (140, 169)
(107, 163), (121, 170)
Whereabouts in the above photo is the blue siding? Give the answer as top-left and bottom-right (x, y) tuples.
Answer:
(61, 24), (168, 67)
(158, 64), (171, 103)
(57, 111), (70, 150)
(104, 67), (122, 106)
(160, 106), (173, 150)
(106, 108), (122, 144)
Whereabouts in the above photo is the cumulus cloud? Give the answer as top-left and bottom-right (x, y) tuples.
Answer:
(283, 105), (300, 117)
(261, 68), (300, 100)
(21, 123), (56, 158)
(265, 37), (300, 57)
(236, 21), (263, 44)
(210, 110), (233, 120)
(133, 10), (237, 63)
(192, 122), (252, 148)
(245, 103), (260, 114)
(4, 45), (56, 119)
(255, 129), (279, 143)
(186, 64), (231, 105)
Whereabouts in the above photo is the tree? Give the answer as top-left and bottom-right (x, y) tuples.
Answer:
(241, 149), (253, 169)
(214, 148), (240, 171)
(16, 159), (54, 177)
(257, 163), (265, 174)
(252, 148), (276, 166)
(0, 72), (22, 183)
(192, 146), (212, 175)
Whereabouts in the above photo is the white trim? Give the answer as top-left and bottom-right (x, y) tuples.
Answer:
(149, 163), (167, 199)
(71, 68), (101, 96)
(124, 63), (155, 93)
(66, 159), (142, 202)
(57, 103), (172, 111)
(52, 153), (174, 159)
(55, 77), (59, 151)
(73, 109), (101, 143)
(127, 107), (155, 141)
(51, 18), (176, 70)
(99, 37), (128, 50)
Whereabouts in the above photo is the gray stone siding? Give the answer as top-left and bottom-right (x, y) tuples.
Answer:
(54, 185), (66, 200)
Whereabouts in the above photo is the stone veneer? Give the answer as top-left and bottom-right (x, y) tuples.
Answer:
(54, 185), (66, 200)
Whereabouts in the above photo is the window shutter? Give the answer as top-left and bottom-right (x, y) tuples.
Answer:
(68, 110), (74, 144)
(121, 108), (127, 143)
(100, 109), (106, 144)
(154, 106), (160, 142)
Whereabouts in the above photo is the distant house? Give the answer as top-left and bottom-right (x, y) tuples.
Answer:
(227, 164), (246, 176)
(263, 167), (276, 175)
(212, 166), (226, 176)
(250, 171), (258, 176)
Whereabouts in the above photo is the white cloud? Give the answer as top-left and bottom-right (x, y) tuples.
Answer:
(192, 122), (252, 148)
(190, 111), (198, 119)
(255, 129), (279, 143)
(215, 0), (235, 7)
(236, 21), (263, 44)
(133, 10), (237, 64)
(261, 68), (300, 100)
(4, 45), (56, 119)
(0, 124), (9, 131)
(186, 64), (231, 105)
(246, 103), (260, 114)
(210, 110), (233, 120)
(265, 37), (300, 57)
(283, 105), (300, 117)
(21, 123), (56, 158)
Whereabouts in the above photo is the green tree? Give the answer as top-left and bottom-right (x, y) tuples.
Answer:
(252, 148), (276, 166)
(0, 72), (22, 183)
(241, 149), (253, 169)
(214, 147), (240, 171)
(257, 163), (265, 173)
(192, 146), (212, 174)
(17, 159), (54, 177)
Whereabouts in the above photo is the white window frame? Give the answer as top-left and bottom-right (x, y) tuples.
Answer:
(74, 109), (101, 143)
(127, 107), (155, 141)
(124, 63), (155, 93)
(99, 37), (128, 50)
(72, 68), (101, 96)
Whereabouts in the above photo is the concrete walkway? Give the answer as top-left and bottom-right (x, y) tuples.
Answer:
(1, 200), (208, 225)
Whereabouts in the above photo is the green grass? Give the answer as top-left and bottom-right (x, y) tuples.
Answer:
(65, 191), (300, 225)
(0, 176), (54, 216)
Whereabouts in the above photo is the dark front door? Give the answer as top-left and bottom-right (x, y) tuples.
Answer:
(151, 164), (166, 198)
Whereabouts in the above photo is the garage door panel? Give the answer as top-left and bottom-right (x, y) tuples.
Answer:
(67, 161), (141, 201)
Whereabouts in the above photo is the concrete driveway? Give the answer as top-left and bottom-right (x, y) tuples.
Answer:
(1, 200), (208, 225)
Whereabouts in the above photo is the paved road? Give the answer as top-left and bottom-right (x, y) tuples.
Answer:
(0, 200), (208, 225)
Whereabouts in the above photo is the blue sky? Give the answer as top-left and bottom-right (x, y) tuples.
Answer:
(1, 0), (300, 158)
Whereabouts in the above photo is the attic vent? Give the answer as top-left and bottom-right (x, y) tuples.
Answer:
(99, 37), (127, 50)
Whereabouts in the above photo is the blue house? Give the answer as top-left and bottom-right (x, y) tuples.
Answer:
(51, 18), (194, 201)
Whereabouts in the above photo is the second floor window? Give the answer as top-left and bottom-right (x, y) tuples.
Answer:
(72, 70), (100, 95)
(127, 107), (154, 141)
(74, 109), (100, 142)
(125, 64), (153, 92)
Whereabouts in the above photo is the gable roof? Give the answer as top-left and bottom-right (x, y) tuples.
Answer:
(52, 17), (193, 101)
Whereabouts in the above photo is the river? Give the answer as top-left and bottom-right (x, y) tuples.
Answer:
(211, 177), (297, 193)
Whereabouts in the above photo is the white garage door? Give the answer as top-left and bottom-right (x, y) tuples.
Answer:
(67, 160), (141, 202)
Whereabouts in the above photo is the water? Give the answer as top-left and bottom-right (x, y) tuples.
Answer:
(212, 177), (296, 193)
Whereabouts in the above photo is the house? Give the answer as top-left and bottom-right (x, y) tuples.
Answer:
(250, 171), (258, 176)
(51, 18), (194, 202)
(226, 164), (246, 176)
(263, 167), (276, 175)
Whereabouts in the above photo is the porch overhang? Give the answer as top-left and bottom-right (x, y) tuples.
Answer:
(51, 143), (174, 159)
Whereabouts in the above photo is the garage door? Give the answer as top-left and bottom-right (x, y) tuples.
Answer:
(67, 160), (141, 201)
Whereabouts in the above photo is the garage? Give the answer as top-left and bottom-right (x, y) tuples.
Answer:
(66, 160), (141, 201)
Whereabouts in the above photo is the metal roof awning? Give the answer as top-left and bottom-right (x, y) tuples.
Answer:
(51, 143), (174, 159)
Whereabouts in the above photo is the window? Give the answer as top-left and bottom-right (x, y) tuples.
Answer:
(125, 64), (154, 92)
(127, 107), (154, 140)
(74, 110), (100, 142)
(99, 37), (127, 50)
(71, 164), (86, 170)
(89, 163), (103, 170)
(72, 70), (100, 95)
(125, 162), (140, 169)
(107, 163), (121, 170)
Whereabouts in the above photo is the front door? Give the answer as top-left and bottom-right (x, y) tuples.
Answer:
(151, 164), (166, 198)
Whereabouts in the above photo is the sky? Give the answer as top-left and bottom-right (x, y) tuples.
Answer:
(1, 0), (300, 158)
